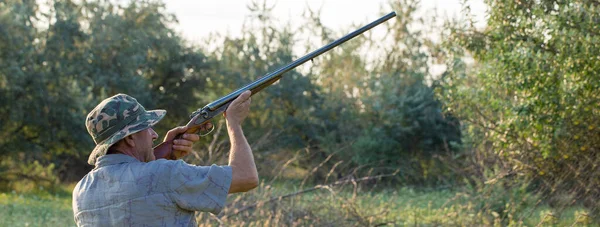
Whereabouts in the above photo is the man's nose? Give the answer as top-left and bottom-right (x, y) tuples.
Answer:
(150, 128), (158, 140)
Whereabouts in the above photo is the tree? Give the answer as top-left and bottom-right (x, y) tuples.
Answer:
(293, 0), (462, 185)
(0, 0), (211, 185)
(441, 0), (600, 216)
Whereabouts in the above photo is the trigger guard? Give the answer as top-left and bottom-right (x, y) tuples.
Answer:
(198, 123), (215, 137)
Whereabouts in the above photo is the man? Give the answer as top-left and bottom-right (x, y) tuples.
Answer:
(72, 91), (258, 226)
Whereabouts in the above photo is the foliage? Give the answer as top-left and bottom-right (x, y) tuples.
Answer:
(0, 158), (59, 192)
(273, 0), (463, 186)
(201, 1), (323, 149)
(178, 0), (462, 186)
(0, 0), (90, 161)
(0, 0), (463, 188)
(0, 0), (209, 181)
(439, 0), (600, 217)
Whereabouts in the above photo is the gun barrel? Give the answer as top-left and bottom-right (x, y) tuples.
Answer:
(205, 11), (397, 111)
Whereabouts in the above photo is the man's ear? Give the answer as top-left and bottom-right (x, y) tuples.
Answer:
(123, 135), (136, 147)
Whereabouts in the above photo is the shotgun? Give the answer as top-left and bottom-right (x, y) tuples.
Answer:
(154, 11), (397, 160)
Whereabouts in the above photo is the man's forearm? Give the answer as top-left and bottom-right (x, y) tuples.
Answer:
(227, 123), (258, 193)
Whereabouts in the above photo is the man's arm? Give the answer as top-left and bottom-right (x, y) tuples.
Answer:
(224, 90), (259, 193)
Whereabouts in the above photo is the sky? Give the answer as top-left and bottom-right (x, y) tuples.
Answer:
(160, 0), (487, 79)
(163, 0), (487, 45)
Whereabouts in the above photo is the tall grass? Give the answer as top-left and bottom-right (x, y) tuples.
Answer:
(0, 181), (594, 226)
(194, 179), (594, 226)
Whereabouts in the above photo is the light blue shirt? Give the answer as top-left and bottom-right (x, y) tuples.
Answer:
(72, 154), (232, 227)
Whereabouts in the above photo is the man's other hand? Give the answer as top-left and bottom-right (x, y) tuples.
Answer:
(224, 90), (251, 126)
(164, 125), (203, 157)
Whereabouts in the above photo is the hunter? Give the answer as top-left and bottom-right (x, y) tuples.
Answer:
(72, 91), (258, 226)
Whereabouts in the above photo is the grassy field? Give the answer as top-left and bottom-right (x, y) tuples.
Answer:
(0, 190), (74, 227)
(0, 181), (595, 226)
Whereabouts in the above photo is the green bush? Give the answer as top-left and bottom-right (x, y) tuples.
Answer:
(0, 158), (59, 193)
(440, 0), (600, 217)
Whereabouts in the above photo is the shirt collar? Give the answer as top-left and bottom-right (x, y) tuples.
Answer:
(95, 154), (140, 169)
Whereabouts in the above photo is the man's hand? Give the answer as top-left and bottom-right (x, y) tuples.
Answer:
(224, 90), (251, 126)
(163, 125), (206, 157)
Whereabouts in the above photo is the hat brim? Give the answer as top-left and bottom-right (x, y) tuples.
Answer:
(88, 109), (166, 165)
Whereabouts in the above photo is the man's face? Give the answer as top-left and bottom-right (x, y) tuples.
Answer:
(131, 128), (159, 162)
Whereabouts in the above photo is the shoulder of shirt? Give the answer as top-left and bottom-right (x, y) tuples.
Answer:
(151, 158), (186, 165)
(145, 159), (190, 170)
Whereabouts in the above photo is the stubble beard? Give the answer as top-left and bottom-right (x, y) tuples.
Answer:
(137, 139), (155, 162)
(145, 142), (156, 162)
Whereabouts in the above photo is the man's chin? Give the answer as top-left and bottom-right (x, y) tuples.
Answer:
(145, 150), (156, 162)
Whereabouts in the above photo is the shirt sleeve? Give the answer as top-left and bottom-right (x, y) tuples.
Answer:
(169, 160), (232, 214)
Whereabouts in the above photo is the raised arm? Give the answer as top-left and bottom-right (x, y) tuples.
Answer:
(224, 90), (259, 193)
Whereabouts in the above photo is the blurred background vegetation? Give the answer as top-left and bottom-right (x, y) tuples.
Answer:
(0, 0), (598, 225)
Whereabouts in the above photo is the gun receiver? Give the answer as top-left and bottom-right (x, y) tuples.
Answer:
(154, 11), (397, 160)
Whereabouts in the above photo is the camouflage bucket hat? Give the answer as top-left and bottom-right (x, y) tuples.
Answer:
(85, 94), (165, 165)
